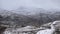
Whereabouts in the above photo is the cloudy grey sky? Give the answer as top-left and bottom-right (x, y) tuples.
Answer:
(0, 0), (60, 10)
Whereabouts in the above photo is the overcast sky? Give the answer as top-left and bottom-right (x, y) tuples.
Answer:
(0, 0), (60, 10)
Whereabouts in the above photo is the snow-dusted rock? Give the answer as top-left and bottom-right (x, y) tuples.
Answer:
(36, 21), (60, 34)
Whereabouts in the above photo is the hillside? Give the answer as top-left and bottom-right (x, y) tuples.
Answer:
(0, 8), (60, 27)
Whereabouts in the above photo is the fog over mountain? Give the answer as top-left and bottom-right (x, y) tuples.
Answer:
(0, 0), (60, 16)
(0, 0), (60, 10)
(11, 6), (60, 16)
(11, 7), (44, 15)
(0, 6), (60, 16)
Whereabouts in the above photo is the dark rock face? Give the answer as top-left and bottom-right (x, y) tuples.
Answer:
(0, 27), (7, 34)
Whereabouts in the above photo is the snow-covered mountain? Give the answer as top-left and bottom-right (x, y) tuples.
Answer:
(11, 7), (48, 16)
(0, 9), (14, 16)
(0, 7), (60, 27)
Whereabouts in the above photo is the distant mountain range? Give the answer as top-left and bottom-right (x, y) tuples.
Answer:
(0, 7), (60, 16)
(11, 7), (48, 15)
(0, 7), (60, 27)
(11, 7), (60, 15)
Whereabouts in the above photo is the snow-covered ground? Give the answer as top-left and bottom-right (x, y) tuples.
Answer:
(2, 21), (60, 34)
